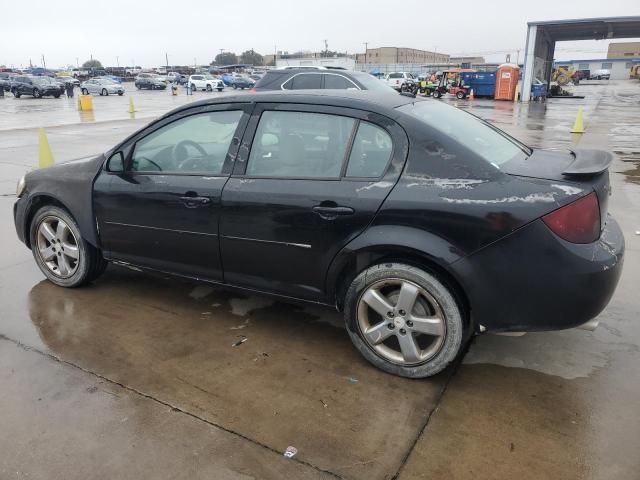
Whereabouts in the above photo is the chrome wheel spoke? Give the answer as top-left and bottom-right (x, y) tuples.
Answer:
(57, 254), (71, 276)
(362, 288), (394, 318)
(409, 315), (445, 337)
(62, 243), (79, 259)
(397, 333), (421, 363)
(363, 322), (394, 345)
(39, 222), (56, 242)
(396, 281), (419, 315)
(40, 245), (56, 261)
(56, 220), (69, 240)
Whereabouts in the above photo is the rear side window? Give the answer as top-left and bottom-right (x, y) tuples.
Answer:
(131, 110), (243, 174)
(324, 74), (357, 89)
(255, 71), (289, 89)
(246, 111), (355, 178)
(283, 74), (322, 90)
(346, 122), (393, 177)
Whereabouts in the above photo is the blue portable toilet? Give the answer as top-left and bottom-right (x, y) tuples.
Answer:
(460, 71), (497, 97)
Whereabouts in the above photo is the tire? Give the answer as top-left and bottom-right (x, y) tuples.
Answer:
(191, 84), (197, 92)
(81, 88), (88, 95)
(432, 90), (442, 99)
(217, 88), (223, 92)
(344, 263), (466, 378)
(12, 89), (21, 98)
(54, 93), (60, 99)
(456, 91), (466, 99)
(33, 88), (42, 98)
(29, 206), (107, 288)
(233, 84), (237, 89)
(136, 84), (141, 90)
(206, 84), (212, 92)
(118, 92), (123, 96)
(101, 88), (108, 96)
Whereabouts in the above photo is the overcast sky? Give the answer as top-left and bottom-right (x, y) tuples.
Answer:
(1, 0), (638, 68)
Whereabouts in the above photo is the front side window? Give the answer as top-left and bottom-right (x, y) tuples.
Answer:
(131, 110), (243, 174)
(346, 122), (393, 178)
(246, 111), (355, 178)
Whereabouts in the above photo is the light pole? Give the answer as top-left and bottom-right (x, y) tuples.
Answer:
(363, 42), (368, 66)
(116, 56), (119, 68)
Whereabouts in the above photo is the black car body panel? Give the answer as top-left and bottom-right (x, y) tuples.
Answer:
(14, 155), (104, 247)
(13, 91), (624, 333)
(11, 76), (63, 97)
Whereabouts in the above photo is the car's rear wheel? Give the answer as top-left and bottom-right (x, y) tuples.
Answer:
(432, 90), (441, 98)
(33, 88), (41, 98)
(102, 88), (108, 96)
(344, 263), (465, 378)
(233, 84), (237, 89)
(30, 206), (107, 288)
(191, 83), (197, 91)
(12, 89), (21, 98)
(217, 88), (223, 92)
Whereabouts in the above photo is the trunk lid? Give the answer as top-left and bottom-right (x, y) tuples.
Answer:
(501, 149), (612, 231)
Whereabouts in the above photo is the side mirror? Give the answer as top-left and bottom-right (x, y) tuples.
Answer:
(106, 152), (125, 173)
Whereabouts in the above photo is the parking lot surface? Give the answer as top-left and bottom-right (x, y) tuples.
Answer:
(1, 81), (639, 479)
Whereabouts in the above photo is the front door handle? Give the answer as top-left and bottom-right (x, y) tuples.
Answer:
(179, 196), (211, 208)
(312, 205), (355, 219)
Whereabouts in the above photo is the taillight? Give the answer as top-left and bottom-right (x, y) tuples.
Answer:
(542, 192), (600, 244)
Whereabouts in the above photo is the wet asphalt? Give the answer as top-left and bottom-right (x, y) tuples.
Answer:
(0, 80), (638, 479)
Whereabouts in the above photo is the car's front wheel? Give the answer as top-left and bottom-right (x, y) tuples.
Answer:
(30, 206), (107, 287)
(102, 88), (108, 96)
(81, 88), (88, 95)
(344, 263), (465, 378)
(206, 84), (212, 92)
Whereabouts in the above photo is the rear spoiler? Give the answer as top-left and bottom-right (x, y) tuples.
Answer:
(563, 149), (613, 177)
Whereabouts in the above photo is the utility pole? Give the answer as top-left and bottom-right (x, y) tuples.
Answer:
(76, 57), (79, 68)
(41, 54), (46, 69)
(363, 42), (368, 65)
(165, 52), (169, 71)
(116, 56), (119, 68)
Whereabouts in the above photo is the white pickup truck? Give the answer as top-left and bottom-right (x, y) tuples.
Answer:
(384, 72), (416, 91)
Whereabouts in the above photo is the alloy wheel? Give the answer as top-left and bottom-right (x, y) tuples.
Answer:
(357, 279), (446, 365)
(36, 216), (80, 278)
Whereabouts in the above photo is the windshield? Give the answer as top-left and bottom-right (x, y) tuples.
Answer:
(353, 73), (397, 93)
(398, 100), (530, 168)
(32, 77), (50, 85)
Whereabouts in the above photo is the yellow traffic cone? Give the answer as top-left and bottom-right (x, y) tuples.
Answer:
(571, 107), (585, 134)
(38, 128), (55, 168)
(128, 97), (136, 114)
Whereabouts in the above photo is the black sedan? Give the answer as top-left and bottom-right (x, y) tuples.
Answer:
(13, 91), (624, 378)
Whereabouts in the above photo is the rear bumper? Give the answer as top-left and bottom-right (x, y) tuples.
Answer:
(452, 216), (624, 333)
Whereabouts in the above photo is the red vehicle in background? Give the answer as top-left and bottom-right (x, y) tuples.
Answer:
(432, 68), (475, 99)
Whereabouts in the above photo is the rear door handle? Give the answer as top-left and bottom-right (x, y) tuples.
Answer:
(179, 196), (211, 208)
(312, 205), (355, 219)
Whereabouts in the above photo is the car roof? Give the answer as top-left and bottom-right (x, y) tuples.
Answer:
(161, 90), (419, 119)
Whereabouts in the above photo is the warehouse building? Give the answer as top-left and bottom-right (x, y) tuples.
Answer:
(555, 57), (640, 80)
(607, 41), (640, 58)
(356, 47), (449, 65)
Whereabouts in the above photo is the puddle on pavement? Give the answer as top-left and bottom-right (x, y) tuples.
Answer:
(23, 266), (448, 480)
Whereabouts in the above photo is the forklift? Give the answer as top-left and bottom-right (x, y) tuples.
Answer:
(431, 68), (474, 99)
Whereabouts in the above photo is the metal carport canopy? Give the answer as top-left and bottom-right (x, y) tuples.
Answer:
(521, 16), (640, 102)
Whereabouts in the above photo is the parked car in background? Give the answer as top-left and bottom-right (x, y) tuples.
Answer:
(253, 69), (396, 93)
(81, 78), (125, 96)
(13, 91), (624, 379)
(167, 72), (186, 84)
(221, 73), (236, 86)
(56, 76), (81, 87)
(231, 76), (255, 90)
(0, 78), (10, 92)
(135, 73), (167, 90)
(96, 75), (122, 83)
(125, 66), (142, 75)
(384, 72), (416, 91)
(590, 69), (611, 80)
(189, 74), (224, 92)
(72, 68), (89, 78)
(11, 75), (62, 98)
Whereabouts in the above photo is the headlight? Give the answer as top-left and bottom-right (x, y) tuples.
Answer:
(16, 175), (26, 197)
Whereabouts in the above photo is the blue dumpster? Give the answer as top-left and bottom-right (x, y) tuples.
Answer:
(460, 71), (496, 97)
(531, 83), (546, 99)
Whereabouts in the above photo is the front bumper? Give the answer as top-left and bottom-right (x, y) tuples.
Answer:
(452, 217), (625, 333)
